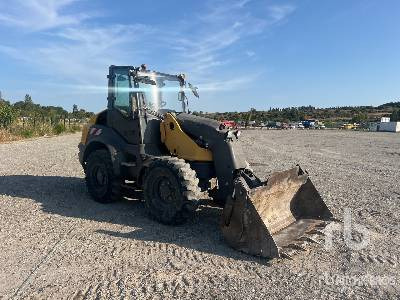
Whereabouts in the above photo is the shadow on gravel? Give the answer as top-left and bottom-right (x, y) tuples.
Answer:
(0, 175), (270, 265)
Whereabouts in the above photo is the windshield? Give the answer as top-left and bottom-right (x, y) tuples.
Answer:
(137, 74), (184, 113)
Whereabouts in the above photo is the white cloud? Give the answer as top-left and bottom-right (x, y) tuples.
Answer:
(165, 2), (295, 71)
(163, 0), (271, 79)
(198, 72), (261, 91)
(0, 0), (154, 86)
(0, 0), (296, 108)
(0, 23), (153, 86)
(0, 0), (89, 31)
(267, 5), (296, 23)
(0, 45), (24, 60)
(246, 50), (255, 57)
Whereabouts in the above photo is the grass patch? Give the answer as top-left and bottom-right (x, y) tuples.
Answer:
(0, 129), (20, 143)
(20, 129), (34, 138)
(1, 122), (82, 143)
(68, 124), (81, 133)
(53, 124), (66, 135)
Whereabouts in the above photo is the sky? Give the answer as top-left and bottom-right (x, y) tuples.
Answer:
(0, 0), (399, 113)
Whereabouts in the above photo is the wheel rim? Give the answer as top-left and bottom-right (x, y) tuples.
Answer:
(91, 165), (108, 193)
(149, 172), (181, 210)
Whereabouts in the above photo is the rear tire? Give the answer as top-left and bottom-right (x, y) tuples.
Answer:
(85, 149), (122, 203)
(143, 157), (202, 225)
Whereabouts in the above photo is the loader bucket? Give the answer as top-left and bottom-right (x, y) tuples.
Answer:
(221, 166), (333, 258)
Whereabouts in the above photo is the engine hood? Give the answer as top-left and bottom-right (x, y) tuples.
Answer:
(176, 113), (227, 147)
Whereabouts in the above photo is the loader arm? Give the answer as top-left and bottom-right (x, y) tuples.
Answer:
(161, 112), (248, 201)
(160, 113), (213, 162)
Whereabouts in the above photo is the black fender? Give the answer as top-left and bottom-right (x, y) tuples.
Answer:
(80, 125), (127, 177)
(176, 113), (248, 201)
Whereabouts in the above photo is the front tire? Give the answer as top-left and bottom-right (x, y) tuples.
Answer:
(143, 157), (202, 225)
(85, 149), (123, 203)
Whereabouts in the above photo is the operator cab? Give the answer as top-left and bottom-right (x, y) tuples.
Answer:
(106, 65), (199, 147)
(107, 64), (198, 115)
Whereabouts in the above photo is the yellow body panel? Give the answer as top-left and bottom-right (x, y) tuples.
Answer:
(160, 113), (213, 161)
(342, 123), (355, 130)
(80, 114), (98, 144)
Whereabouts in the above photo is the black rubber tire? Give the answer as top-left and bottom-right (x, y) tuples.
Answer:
(143, 157), (202, 225)
(85, 149), (123, 203)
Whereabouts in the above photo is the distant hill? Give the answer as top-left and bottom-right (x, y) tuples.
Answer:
(193, 101), (400, 126)
(377, 101), (400, 109)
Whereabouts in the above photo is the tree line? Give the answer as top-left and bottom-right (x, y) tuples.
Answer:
(193, 102), (400, 125)
(0, 94), (93, 128)
(0, 94), (94, 139)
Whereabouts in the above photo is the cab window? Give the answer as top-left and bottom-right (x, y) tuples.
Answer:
(114, 72), (130, 115)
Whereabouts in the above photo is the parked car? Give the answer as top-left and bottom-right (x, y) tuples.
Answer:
(280, 123), (289, 129)
(303, 119), (316, 129)
(220, 120), (237, 129)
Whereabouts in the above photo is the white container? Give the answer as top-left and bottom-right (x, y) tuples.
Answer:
(378, 122), (400, 132)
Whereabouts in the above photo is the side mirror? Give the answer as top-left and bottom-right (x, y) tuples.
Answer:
(188, 83), (199, 98)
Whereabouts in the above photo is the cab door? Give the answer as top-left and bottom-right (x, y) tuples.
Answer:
(107, 66), (141, 144)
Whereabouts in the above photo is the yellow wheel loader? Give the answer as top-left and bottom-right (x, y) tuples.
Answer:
(79, 65), (333, 258)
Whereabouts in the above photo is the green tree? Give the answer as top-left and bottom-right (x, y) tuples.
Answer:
(0, 101), (16, 127)
(24, 94), (33, 104)
(351, 113), (368, 123)
(391, 109), (400, 121)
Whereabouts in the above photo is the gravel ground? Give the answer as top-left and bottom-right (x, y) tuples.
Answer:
(0, 130), (399, 299)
